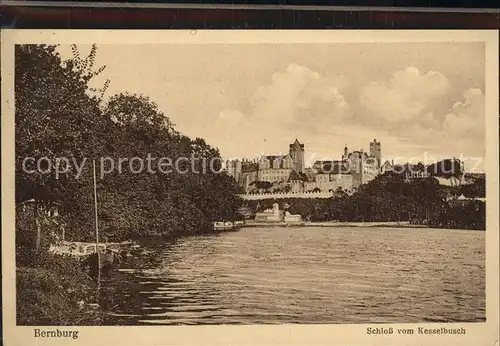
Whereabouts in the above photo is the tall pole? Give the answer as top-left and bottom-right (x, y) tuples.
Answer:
(93, 160), (101, 283)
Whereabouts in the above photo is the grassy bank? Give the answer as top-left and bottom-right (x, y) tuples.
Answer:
(16, 254), (102, 326)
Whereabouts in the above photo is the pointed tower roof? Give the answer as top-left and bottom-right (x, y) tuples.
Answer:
(289, 139), (304, 150)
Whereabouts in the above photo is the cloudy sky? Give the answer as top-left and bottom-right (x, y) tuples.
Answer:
(59, 42), (485, 171)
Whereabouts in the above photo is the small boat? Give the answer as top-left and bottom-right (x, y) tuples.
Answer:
(49, 241), (107, 257)
(47, 163), (136, 276)
(49, 240), (137, 256)
(212, 221), (241, 232)
(48, 241), (133, 271)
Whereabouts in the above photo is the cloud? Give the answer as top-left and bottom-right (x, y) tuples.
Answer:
(354, 67), (486, 163)
(400, 88), (486, 164)
(206, 63), (350, 158)
(205, 65), (484, 168)
(205, 110), (251, 153)
(250, 63), (349, 127)
(443, 88), (485, 138)
(359, 66), (450, 123)
(217, 110), (245, 128)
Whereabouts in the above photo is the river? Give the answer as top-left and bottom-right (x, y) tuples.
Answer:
(100, 226), (485, 325)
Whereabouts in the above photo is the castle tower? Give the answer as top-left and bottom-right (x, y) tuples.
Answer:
(227, 159), (242, 181)
(289, 139), (305, 172)
(226, 160), (234, 176)
(244, 174), (251, 193)
(347, 150), (363, 188)
(369, 139), (381, 168)
(234, 159), (242, 177)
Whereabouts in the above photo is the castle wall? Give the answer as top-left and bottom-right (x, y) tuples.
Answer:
(331, 174), (353, 190)
(303, 173), (354, 192)
(314, 174), (336, 192)
(362, 161), (379, 185)
(259, 160), (271, 170)
(241, 171), (259, 193)
(239, 191), (336, 200)
(258, 168), (292, 183)
(290, 180), (303, 193)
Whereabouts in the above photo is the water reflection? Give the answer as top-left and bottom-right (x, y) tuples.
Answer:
(100, 227), (485, 325)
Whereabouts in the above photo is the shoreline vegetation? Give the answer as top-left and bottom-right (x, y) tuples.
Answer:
(15, 45), (486, 326)
(244, 221), (421, 228)
(15, 45), (242, 326)
(244, 220), (485, 231)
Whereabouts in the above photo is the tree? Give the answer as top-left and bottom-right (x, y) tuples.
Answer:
(16, 44), (244, 251)
(15, 44), (111, 259)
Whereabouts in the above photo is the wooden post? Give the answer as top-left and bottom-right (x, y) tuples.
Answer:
(35, 217), (41, 254)
(93, 160), (101, 282)
(34, 200), (41, 254)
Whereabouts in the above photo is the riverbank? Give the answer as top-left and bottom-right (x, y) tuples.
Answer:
(16, 254), (102, 325)
(242, 220), (428, 228)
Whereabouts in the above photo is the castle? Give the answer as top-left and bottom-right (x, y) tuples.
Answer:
(225, 139), (392, 194)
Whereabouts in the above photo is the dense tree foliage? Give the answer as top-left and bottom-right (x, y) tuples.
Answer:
(15, 44), (243, 325)
(16, 44), (242, 249)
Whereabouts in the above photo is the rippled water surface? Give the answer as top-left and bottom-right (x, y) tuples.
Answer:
(100, 227), (485, 325)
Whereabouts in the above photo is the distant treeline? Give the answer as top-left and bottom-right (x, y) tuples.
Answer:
(242, 172), (486, 230)
(394, 159), (464, 178)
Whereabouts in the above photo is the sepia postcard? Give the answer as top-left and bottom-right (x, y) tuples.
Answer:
(1, 29), (499, 346)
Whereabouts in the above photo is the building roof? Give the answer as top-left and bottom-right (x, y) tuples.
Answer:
(241, 161), (259, 173)
(312, 160), (351, 174)
(435, 176), (463, 186)
(288, 170), (310, 182)
(347, 151), (369, 159)
(260, 154), (293, 169)
(289, 139), (304, 151)
(425, 158), (462, 178)
(394, 163), (426, 172)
